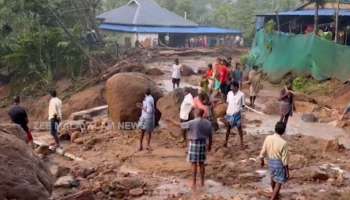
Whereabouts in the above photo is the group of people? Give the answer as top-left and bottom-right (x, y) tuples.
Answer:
(5, 56), (333, 200)
(167, 57), (292, 198)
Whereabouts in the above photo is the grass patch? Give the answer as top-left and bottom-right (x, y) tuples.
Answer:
(292, 76), (333, 95)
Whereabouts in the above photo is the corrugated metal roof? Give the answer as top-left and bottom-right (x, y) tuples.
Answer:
(257, 9), (350, 17)
(97, 0), (197, 27)
(99, 24), (241, 35)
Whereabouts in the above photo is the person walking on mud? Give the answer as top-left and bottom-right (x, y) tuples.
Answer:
(181, 109), (213, 190)
(48, 90), (62, 148)
(279, 83), (295, 127)
(224, 81), (245, 149)
(247, 65), (262, 107)
(8, 96), (33, 144)
(137, 89), (155, 151)
(171, 58), (183, 89)
(259, 121), (289, 200)
(179, 88), (194, 142)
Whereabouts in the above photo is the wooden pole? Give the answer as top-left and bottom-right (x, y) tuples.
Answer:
(314, 0), (319, 34)
(335, 0), (340, 43)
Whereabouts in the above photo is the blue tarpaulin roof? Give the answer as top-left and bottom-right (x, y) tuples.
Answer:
(99, 24), (242, 35)
(258, 9), (350, 17)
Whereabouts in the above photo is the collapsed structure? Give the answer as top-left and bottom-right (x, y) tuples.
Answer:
(97, 0), (242, 48)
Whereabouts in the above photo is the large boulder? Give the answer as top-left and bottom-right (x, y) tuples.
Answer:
(181, 65), (195, 76)
(157, 87), (197, 124)
(145, 68), (164, 76)
(106, 73), (162, 125)
(0, 123), (27, 141)
(0, 125), (54, 200)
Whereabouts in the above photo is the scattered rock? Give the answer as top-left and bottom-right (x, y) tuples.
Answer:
(59, 190), (95, 200)
(49, 165), (71, 178)
(74, 137), (85, 145)
(323, 139), (345, 153)
(0, 126), (54, 200)
(35, 145), (51, 156)
(129, 188), (144, 197)
(311, 169), (330, 182)
(71, 131), (82, 143)
(145, 68), (164, 76)
(106, 73), (163, 125)
(301, 113), (318, 123)
(54, 175), (79, 188)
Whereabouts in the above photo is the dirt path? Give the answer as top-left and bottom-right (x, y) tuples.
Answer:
(30, 55), (350, 199)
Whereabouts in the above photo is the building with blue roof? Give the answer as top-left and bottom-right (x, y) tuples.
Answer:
(256, 1), (350, 45)
(97, 0), (242, 48)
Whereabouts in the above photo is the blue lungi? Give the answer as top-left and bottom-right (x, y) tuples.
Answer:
(269, 159), (288, 184)
(225, 113), (242, 128)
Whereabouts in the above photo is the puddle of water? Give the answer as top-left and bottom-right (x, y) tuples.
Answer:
(139, 178), (237, 200)
(244, 111), (350, 149)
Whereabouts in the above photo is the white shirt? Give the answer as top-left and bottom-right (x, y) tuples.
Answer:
(141, 95), (155, 119)
(48, 97), (62, 120)
(226, 91), (245, 115)
(180, 93), (193, 120)
(172, 64), (182, 79)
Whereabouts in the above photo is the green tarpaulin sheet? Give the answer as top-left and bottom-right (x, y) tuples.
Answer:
(249, 30), (350, 81)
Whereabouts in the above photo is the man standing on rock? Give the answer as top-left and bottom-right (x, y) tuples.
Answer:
(259, 121), (289, 200)
(181, 109), (213, 190)
(137, 89), (155, 151)
(224, 81), (245, 149)
(179, 88), (194, 142)
(171, 58), (183, 89)
(48, 90), (62, 148)
(8, 96), (33, 144)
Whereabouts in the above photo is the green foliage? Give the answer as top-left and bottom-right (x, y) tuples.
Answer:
(0, 0), (91, 94)
(292, 76), (333, 95)
(240, 54), (249, 65)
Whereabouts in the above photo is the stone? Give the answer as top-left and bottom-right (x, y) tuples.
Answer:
(181, 65), (195, 76)
(54, 175), (77, 188)
(312, 170), (329, 182)
(323, 139), (345, 153)
(129, 188), (144, 197)
(74, 137), (85, 145)
(71, 131), (82, 143)
(35, 145), (51, 156)
(0, 125), (54, 200)
(145, 68), (164, 76)
(59, 190), (95, 200)
(0, 123), (27, 141)
(301, 113), (318, 123)
(106, 73), (162, 125)
(49, 165), (71, 178)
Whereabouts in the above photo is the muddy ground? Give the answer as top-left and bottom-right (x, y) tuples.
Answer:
(3, 48), (350, 199)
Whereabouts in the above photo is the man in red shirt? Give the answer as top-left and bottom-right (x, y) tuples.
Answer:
(219, 59), (230, 97)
